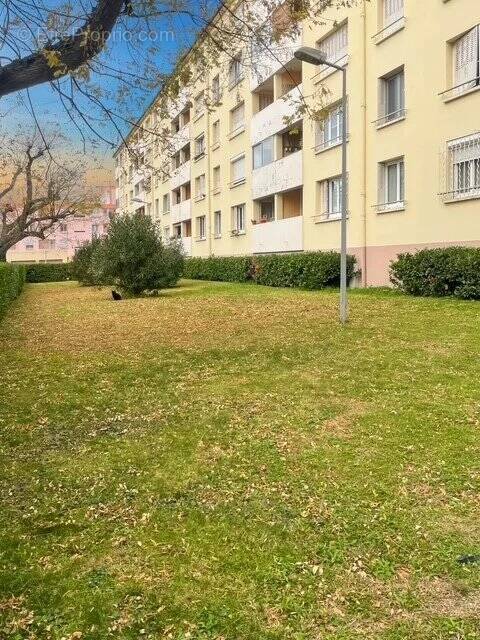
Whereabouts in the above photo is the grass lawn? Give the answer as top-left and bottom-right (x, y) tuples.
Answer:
(0, 280), (479, 639)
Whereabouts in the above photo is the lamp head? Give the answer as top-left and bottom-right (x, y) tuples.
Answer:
(294, 46), (327, 66)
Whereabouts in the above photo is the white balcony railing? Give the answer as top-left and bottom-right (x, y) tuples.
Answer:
(181, 237), (192, 256)
(251, 31), (302, 91)
(251, 85), (303, 146)
(252, 151), (302, 200)
(171, 124), (191, 154)
(252, 216), (303, 254)
(171, 199), (192, 224)
(170, 161), (191, 190)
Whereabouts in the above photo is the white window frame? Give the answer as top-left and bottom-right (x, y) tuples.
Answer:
(253, 136), (274, 169)
(317, 23), (348, 70)
(195, 174), (206, 200)
(377, 158), (405, 212)
(230, 154), (246, 187)
(229, 55), (243, 88)
(197, 215), (206, 240)
(453, 26), (480, 94)
(230, 102), (245, 135)
(447, 133), (480, 200)
(194, 134), (205, 160)
(315, 104), (344, 151)
(232, 204), (245, 234)
(213, 165), (221, 192)
(214, 210), (222, 237)
(383, 0), (404, 28)
(379, 69), (405, 125)
(212, 120), (220, 146)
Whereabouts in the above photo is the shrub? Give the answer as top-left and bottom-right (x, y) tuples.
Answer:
(25, 263), (73, 283)
(0, 263), (25, 320)
(252, 252), (357, 289)
(72, 238), (104, 286)
(184, 256), (253, 282)
(390, 246), (480, 300)
(184, 252), (357, 290)
(94, 213), (184, 296)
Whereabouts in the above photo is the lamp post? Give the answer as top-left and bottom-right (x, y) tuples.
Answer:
(294, 46), (348, 324)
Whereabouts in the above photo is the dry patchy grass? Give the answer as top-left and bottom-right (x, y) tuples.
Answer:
(0, 280), (479, 639)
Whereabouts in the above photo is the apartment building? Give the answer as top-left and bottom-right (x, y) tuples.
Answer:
(114, 0), (480, 286)
(7, 187), (116, 264)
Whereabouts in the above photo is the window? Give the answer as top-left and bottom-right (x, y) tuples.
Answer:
(253, 136), (274, 169)
(231, 155), (246, 186)
(164, 226), (170, 241)
(378, 158), (405, 210)
(315, 104), (344, 150)
(317, 23), (348, 69)
(213, 165), (221, 192)
(173, 223), (182, 238)
(447, 134), (480, 200)
(229, 55), (243, 88)
(453, 26), (480, 92)
(197, 215), (206, 240)
(195, 174), (206, 199)
(232, 204), (245, 233)
(194, 91), (205, 116)
(327, 177), (343, 216)
(383, 0), (404, 28)
(155, 198), (160, 217)
(230, 103), (245, 134)
(214, 211), (222, 237)
(162, 193), (169, 213)
(194, 134), (205, 159)
(59, 223), (67, 232)
(259, 199), (274, 222)
(212, 120), (220, 146)
(212, 75), (221, 103)
(379, 69), (405, 124)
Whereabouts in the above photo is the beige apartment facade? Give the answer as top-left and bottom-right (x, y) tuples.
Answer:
(115, 0), (480, 286)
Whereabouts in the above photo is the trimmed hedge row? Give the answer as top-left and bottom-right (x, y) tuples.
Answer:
(0, 263), (25, 320)
(25, 263), (73, 283)
(184, 256), (253, 283)
(184, 252), (357, 290)
(390, 247), (480, 300)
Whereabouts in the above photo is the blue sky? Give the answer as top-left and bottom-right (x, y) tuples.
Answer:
(0, 1), (220, 166)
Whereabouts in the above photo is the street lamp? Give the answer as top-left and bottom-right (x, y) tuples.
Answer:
(294, 46), (348, 324)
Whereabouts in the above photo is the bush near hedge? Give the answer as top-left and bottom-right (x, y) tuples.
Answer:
(0, 263), (25, 320)
(25, 263), (73, 283)
(390, 247), (480, 300)
(184, 252), (357, 289)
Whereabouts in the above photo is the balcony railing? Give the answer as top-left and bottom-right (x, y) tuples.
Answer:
(373, 109), (406, 128)
(252, 216), (303, 254)
(372, 15), (406, 45)
(252, 150), (302, 200)
(439, 77), (480, 102)
(373, 200), (405, 213)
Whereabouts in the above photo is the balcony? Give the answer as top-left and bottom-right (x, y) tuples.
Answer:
(251, 85), (302, 146)
(171, 124), (191, 154)
(171, 161), (191, 190)
(252, 151), (302, 200)
(171, 199), (192, 224)
(180, 237), (192, 256)
(252, 216), (303, 254)
(251, 31), (302, 91)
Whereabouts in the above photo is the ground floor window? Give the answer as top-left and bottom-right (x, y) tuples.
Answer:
(232, 204), (245, 233)
(214, 211), (222, 237)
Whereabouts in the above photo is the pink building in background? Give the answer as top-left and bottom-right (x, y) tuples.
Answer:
(7, 187), (116, 264)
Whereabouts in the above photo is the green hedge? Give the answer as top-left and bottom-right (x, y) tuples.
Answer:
(0, 263), (25, 320)
(184, 252), (357, 289)
(25, 263), (73, 283)
(390, 246), (480, 300)
(252, 252), (357, 289)
(184, 256), (253, 283)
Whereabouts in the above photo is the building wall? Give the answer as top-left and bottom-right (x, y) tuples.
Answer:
(114, 0), (480, 286)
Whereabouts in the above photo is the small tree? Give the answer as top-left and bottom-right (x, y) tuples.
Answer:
(72, 238), (105, 286)
(94, 213), (184, 296)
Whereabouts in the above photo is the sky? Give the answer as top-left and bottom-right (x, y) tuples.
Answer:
(0, 1), (221, 175)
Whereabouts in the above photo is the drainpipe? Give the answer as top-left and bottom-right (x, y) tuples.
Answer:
(360, 0), (368, 287)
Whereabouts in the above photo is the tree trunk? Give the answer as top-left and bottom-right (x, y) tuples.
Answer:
(0, 247), (8, 262)
(0, 0), (124, 98)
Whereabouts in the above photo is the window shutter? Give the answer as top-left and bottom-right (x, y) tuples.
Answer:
(232, 156), (245, 182)
(454, 26), (479, 89)
(384, 0), (404, 27)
